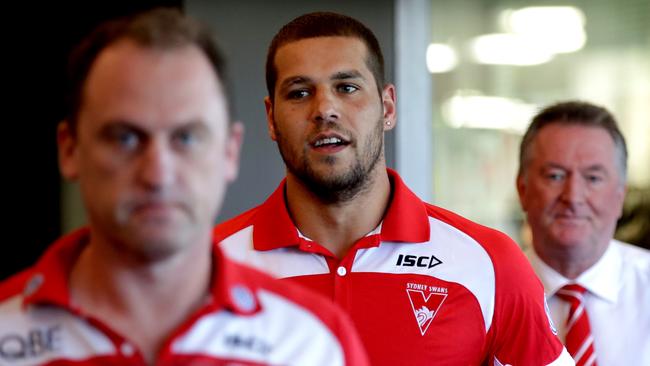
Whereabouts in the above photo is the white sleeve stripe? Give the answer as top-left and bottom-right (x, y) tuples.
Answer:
(494, 347), (575, 366)
(547, 348), (577, 366)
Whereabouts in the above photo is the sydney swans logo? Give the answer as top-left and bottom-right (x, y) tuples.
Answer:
(406, 283), (448, 336)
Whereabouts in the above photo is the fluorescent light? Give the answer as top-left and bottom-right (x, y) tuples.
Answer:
(426, 43), (458, 73)
(442, 92), (536, 133)
(471, 33), (554, 66)
(502, 6), (586, 53)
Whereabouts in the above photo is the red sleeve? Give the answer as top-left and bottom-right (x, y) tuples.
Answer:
(333, 306), (371, 366)
(271, 278), (370, 366)
(486, 234), (566, 365)
(234, 260), (370, 366)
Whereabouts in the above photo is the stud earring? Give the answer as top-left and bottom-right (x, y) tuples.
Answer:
(386, 121), (391, 126)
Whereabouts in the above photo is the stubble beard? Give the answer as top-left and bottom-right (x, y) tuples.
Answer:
(108, 201), (203, 264)
(276, 118), (384, 204)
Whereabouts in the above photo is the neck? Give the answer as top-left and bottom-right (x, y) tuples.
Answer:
(285, 165), (391, 258)
(533, 239), (609, 280)
(69, 231), (212, 364)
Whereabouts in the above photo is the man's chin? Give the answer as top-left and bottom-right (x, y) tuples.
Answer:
(548, 227), (592, 249)
(305, 171), (367, 203)
(117, 225), (192, 262)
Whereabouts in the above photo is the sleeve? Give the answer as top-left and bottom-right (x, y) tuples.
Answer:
(332, 308), (371, 366)
(289, 281), (370, 366)
(486, 236), (575, 366)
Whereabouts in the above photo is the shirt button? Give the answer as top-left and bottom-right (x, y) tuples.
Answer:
(120, 342), (135, 357)
(337, 266), (347, 276)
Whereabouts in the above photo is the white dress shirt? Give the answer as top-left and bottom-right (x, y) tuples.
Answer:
(527, 240), (650, 366)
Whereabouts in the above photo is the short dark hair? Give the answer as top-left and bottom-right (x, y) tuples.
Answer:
(265, 12), (385, 102)
(518, 100), (628, 182)
(66, 7), (229, 132)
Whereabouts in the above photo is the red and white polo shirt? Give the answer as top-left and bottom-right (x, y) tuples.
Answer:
(0, 228), (369, 366)
(214, 169), (574, 366)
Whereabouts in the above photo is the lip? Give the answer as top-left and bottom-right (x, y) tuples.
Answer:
(553, 214), (588, 224)
(131, 202), (182, 217)
(309, 132), (351, 153)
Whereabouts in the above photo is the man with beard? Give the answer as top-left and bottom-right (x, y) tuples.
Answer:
(517, 101), (650, 366)
(214, 11), (573, 366)
(0, 9), (369, 366)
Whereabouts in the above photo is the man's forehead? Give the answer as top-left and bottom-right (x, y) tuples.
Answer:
(535, 123), (615, 148)
(79, 40), (228, 129)
(274, 36), (374, 86)
(532, 124), (619, 166)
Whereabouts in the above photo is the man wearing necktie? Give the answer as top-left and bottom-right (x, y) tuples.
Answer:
(516, 100), (650, 366)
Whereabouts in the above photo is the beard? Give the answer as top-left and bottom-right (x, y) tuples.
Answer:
(102, 194), (208, 264)
(275, 118), (384, 204)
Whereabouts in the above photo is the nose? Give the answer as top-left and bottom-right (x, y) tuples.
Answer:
(137, 138), (175, 191)
(559, 173), (585, 205)
(311, 88), (339, 123)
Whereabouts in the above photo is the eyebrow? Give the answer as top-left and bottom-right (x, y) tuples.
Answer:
(331, 70), (364, 81)
(583, 164), (608, 173)
(98, 119), (209, 135)
(543, 162), (608, 172)
(279, 76), (311, 90)
(279, 70), (366, 90)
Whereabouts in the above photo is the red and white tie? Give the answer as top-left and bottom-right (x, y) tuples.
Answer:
(556, 284), (597, 366)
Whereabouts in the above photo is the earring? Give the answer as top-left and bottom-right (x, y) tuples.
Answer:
(386, 121), (391, 126)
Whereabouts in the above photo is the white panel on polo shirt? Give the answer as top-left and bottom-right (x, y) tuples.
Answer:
(0, 295), (116, 366)
(171, 289), (345, 366)
(220, 225), (330, 278)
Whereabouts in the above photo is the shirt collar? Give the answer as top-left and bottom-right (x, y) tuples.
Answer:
(251, 168), (430, 250)
(210, 244), (262, 315)
(22, 228), (88, 309)
(22, 227), (262, 316)
(527, 240), (621, 304)
(380, 169), (430, 243)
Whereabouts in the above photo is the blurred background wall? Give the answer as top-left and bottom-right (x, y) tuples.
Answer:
(3, 0), (648, 280)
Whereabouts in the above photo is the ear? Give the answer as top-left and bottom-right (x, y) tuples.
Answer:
(516, 174), (528, 211)
(614, 183), (628, 219)
(57, 121), (79, 181)
(224, 121), (244, 183)
(264, 96), (278, 141)
(381, 84), (397, 131)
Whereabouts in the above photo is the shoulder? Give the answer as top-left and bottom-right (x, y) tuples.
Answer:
(615, 239), (650, 279)
(0, 268), (35, 329)
(213, 206), (259, 242)
(224, 260), (368, 365)
(0, 269), (32, 303)
(232, 259), (347, 327)
(424, 203), (529, 270)
(423, 203), (543, 308)
(421, 204), (563, 363)
(616, 239), (650, 261)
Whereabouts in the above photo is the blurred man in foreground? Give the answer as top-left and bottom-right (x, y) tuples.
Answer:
(0, 8), (368, 366)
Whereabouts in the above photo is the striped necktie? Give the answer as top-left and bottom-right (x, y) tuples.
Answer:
(556, 284), (597, 366)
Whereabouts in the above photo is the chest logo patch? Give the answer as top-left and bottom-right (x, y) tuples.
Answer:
(406, 283), (448, 336)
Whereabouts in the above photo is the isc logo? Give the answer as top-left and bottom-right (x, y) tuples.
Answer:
(396, 254), (442, 269)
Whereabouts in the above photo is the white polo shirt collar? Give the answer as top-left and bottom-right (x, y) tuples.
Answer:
(529, 240), (621, 304)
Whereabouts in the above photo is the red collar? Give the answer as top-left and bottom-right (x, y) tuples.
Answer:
(21, 228), (261, 316)
(252, 168), (430, 251)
